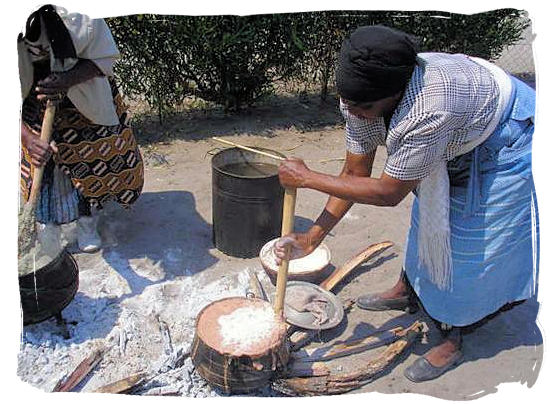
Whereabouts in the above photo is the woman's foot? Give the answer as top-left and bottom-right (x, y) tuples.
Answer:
(77, 215), (101, 253)
(404, 329), (463, 382)
(356, 272), (417, 312)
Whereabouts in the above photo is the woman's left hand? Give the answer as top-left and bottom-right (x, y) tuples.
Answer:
(35, 72), (76, 102)
(35, 59), (102, 102)
(278, 158), (311, 189)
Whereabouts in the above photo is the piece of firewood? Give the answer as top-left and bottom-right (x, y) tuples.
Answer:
(141, 386), (181, 396)
(93, 372), (147, 394)
(274, 322), (423, 396)
(156, 315), (173, 356)
(285, 361), (330, 378)
(291, 326), (405, 362)
(246, 269), (269, 301)
(158, 343), (192, 371)
(52, 346), (104, 392)
(319, 241), (394, 291)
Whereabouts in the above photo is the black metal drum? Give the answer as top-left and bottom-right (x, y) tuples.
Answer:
(211, 147), (284, 258)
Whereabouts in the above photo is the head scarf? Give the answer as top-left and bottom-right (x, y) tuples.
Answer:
(22, 4), (76, 62)
(336, 25), (419, 103)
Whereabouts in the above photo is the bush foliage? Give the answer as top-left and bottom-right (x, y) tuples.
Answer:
(106, 9), (529, 119)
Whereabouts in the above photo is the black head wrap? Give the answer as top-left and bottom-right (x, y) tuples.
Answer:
(336, 25), (419, 103)
(22, 4), (76, 62)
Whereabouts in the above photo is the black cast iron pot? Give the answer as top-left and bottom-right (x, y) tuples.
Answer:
(18, 249), (79, 325)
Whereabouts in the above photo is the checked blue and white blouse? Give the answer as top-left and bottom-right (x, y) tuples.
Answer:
(341, 52), (500, 181)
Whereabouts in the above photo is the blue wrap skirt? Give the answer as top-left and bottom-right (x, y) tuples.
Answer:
(404, 76), (538, 326)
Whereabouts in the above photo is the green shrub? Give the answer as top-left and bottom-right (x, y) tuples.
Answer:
(107, 9), (530, 118)
(108, 14), (305, 118)
(107, 15), (190, 124)
(293, 9), (530, 99)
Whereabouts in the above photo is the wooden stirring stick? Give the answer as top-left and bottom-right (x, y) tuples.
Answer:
(274, 187), (297, 316)
(18, 101), (57, 256)
(212, 137), (285, 161)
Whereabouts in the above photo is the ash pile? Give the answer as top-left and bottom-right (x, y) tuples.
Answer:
(18, 262), (282, 397)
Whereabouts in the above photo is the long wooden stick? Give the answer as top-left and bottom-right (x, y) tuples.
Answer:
(286, 361), (330, 378)
(52, 347), (104, 392)
(19, 101), (57, 256)
(29, 101), (56, 204)
(274, 322), (423, 396)
(93, 372), (147, 394)
(319, 241), (394, 291)
(246, 269), (269, 301)
(212, 137), (285, 161)
(274, 187), (297, 315)
(291, 325), (406, 362)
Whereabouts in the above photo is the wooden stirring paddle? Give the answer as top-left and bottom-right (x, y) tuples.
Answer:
(274, 187), (297, 317)
(18, 101), (56, 257)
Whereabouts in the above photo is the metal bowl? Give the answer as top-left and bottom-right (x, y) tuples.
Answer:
(259, 238), (332, 285)
(271, 281), (345, 330)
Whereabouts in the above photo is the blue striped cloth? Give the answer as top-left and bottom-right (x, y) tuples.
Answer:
(36, 165), (81, 224)
(404, 76), (538, 326)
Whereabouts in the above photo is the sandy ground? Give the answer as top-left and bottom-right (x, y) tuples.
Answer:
(17, 92), (542, 399)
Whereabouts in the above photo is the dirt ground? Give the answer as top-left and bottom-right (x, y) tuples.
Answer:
(17, 92), (542, 399)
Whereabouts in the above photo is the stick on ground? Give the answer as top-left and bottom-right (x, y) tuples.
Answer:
(93, 372), (147, 394)
(52, 346), (104, 392)
(274, 321), (424, 396)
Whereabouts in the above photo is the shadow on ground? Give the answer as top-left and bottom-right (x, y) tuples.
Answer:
(99, 190), (218, 292)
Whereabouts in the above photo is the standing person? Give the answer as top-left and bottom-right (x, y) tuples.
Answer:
(274, 25), (537, 382)
(19, 5), (144, 253)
